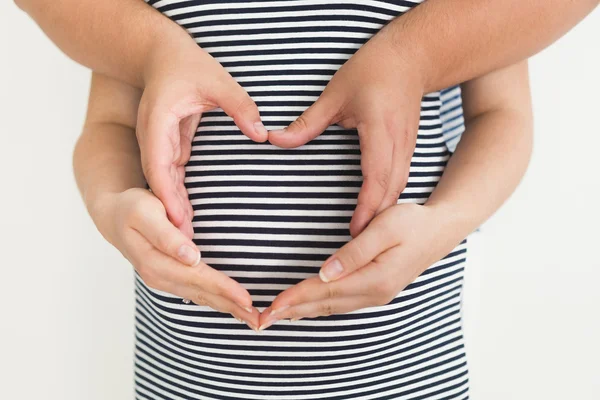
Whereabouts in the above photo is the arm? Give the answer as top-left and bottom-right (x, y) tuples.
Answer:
(266, 1), (578, 237)
(384, 0), (597, 92)
(29, 1), (268, 240)
(425, 60), (534, 238)
(15, 0), (596, 91)
(260, 60), (534, 326)
(14, 0), (187, 88)
(73, 72), (260, 329)
(73, 74), (145, 213)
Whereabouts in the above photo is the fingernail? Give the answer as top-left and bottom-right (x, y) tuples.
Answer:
(178, 245), (200, 266)
(269, 128), (286, 135)
(254, 121), (268, 137)
(246, 322), (259, 331)
(290, 317), (303, 322)
(258, 320), (275, 331)
(270, 305), (289, 317)
(319, 259), (344, 282)
(237, 303), (253, 313)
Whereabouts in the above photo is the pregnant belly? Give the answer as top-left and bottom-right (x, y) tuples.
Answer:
(134, 4), (469, 397)
(149, 0), (449, 305)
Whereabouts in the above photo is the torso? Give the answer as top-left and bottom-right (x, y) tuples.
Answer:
(135, 1), (469, 398)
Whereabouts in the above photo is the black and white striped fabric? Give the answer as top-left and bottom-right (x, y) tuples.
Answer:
(136, 1), (469, 398)
(440, 86), (465, 153)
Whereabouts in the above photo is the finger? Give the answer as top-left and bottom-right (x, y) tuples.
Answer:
(267, 276), (326, 316)
(214, 78), (268, 142)
(130, 195), (200, 267)
(129, 229), (254, 311)
(175, 165), (195, 239)
(375, 113), (417, 215)
(267, 90), (340, 148)
(178, 261), (254, 312)
(138, 108), (187, 229)
(259, 296), (372, 330)
(166, 286), (261, 331)
(374, 138), (410, 216)
(349, 120), (394, 237)
(178, 114), (201, 239)
(319, 212), (398, 282)
(269, 233), (400, 313)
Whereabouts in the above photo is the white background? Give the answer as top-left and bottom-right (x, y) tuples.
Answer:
(1, 2), (598, 399)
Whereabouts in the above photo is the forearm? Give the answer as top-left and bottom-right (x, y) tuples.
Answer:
(73, 120), (145, 199)
(15, 0), (191, 87)
(386, 0), (598, 92)
(426, 109), (533, 239)
(73, 72), (145, 233)
(425, 64), (534, 240)
(73, 119), (146, 226)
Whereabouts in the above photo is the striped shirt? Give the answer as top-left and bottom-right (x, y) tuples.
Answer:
(136, 1), (469, 399)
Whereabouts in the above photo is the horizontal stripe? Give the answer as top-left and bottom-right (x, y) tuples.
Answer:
(137, 0), (468, 398)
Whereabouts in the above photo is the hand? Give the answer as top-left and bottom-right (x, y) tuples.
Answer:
(136, 33), (268, 239)
(91, 187), (261, 330)
(257, 203), (462, 330)
(267, 26), (425, 238)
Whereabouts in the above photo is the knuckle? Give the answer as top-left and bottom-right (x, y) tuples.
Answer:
(183, 275), (198, 289)
(286, 309), (299, 320)
(141, 160), (156, 182)
(361, 161), (391, 193)
(360, 199), (380, 215)
(374, 170), (391, 191)
(233, 96), (258, 118)
(194, 292), (208, 306)
(344, 240), (366, 270)
(319, 301), (335, 316)
(212, 281), (226, 296)
(186, 265), (206, 287)
(386, 186), (403, 204)
(326, 283), (341, 299)
(291, 114), (310, 132)
(154, 228), (173, 252)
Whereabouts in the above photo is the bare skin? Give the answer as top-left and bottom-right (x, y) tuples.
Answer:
(73, 75), (260, 329)
(73, 60), (533, 331)
(261, 61), (533, 329)
(16, 0), (598, 239)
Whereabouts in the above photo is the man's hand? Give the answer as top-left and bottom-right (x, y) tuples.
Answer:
(256, 203), (462, 330)
(136, 33), (268, 239)
(267, 26), (425, 238)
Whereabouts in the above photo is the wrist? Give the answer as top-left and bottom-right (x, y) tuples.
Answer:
(142, 19), (197, 87)
(423, 200), (478, 242)
(382, 10), (436, 93)
(86, 190), (121, 246)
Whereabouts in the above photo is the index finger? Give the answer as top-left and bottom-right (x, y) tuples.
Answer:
(155, 249), (254, 312)
(349, 120), (393, 237)
(138, 107), (188, 229)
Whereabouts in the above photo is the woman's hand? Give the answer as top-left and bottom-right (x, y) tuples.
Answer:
(267, 26), (425, 238)
(91, 187), (261, 330)
(136, 32), (268, 239)
(257, 202), (464, 330)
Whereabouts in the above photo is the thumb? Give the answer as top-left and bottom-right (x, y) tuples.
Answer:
(135, 195), (201, 267)
(215, 78), (268, 142)
(267, 91), (340, 148)
(318, 214), (396, 283)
